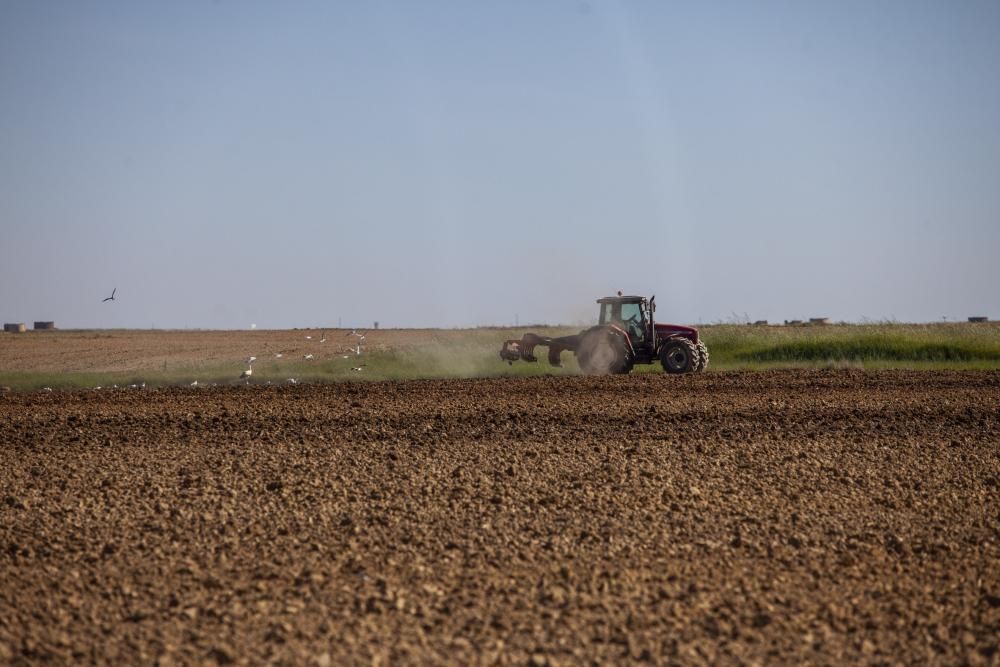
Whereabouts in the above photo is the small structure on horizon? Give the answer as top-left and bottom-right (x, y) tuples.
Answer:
(752, 320), (768, 326)
(809, 317), (830, 326)
(968, 316), (989, 323)
(33, 321), (55, 330)
(3, 323), (26, 333)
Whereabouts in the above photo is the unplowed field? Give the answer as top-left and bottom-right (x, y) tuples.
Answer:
(2, 371), (998, 665)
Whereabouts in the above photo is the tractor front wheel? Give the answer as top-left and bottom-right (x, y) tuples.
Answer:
(660, 337), (698, 374)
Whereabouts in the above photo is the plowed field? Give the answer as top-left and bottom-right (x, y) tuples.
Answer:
(2, 371), (999, 665)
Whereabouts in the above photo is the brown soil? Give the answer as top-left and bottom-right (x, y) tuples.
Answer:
(1, 371), (998, 665)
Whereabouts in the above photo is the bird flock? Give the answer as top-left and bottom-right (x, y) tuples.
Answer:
(82, 285), (370, 392)
(165, 330), (369, 392)
(228, 328), (368, 386)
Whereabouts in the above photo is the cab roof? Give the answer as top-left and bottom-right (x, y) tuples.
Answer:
(596, 295), (645, 304)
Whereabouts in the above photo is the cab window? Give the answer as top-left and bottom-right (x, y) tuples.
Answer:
(600, 303), (615, 325)
(620, 302), (645, 340)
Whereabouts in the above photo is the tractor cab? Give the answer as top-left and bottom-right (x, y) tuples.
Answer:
(597, 295), (654, 347)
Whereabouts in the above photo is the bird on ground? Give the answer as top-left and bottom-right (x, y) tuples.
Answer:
(305, 335), (312, 340)
(247, 356), (257, 364)
(240, 359), (254, 383)
(351, 365), (365, 372)
(275, 353), (283, 358)
(304, 354), (314, 360)
(287, 378), (298, 384)
(355, 344), (362, 356)
(320, 332), (327, 343)
(102, 288), (116, 302)
(190, 380), (199, 387)
(347, 329), (364, 338)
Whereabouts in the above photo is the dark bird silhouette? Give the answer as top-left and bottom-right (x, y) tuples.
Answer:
(102, 288), (117, 303)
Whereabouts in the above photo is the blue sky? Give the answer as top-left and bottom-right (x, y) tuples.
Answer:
(2, 1), (998, 329)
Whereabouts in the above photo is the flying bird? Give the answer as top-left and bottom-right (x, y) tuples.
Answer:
(102, 288), (117, 302)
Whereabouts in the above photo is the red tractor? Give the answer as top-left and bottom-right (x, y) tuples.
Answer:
(499, 294), (708, 375)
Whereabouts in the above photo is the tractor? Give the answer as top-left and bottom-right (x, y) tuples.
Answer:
(499, 294), (708, 375)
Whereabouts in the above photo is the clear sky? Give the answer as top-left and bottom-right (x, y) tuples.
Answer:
(2, 1), (998, 329)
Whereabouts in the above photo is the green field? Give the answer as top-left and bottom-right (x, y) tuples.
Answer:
(700, 321), (1000, 370)
(1, 322), (998, 391)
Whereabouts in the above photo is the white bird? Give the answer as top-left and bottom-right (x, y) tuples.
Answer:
(275, 353), (283, 358)
(102, 288), (116, 303)
(287, 378), (298, 384)
(240, 358), (255, 382)
(320, 333), (327, 343)
(304, 354), (314, 360)
(190, 380), (199, 387)
(42, 386), (52, 392)
(305, 335), (312, 340)
(351, 365), (365, 372)
(355, 344), (362, 356)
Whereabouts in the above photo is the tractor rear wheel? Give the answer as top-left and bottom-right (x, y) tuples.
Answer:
(696, 341), (710, 372)
(660, 337), (698, 374)
(576, 327), (633, 375)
